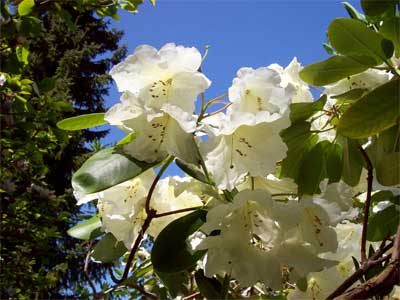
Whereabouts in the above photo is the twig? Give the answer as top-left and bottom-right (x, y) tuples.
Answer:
(111, 156), (174, 284)
(154, 206), (202, 218)
(145, 156), (174, 214)
(183, 291), (201, 300)
(84, 241), (98, 298)
(126, 283), (159, 299)
(333, 225), (400, 300)
(325, 242), (394, 300)
(358, 145), (373, 263)
(201, 103), (232, 120)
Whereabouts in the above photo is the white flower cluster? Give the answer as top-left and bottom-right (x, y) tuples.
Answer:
(73, 43), (392, 294)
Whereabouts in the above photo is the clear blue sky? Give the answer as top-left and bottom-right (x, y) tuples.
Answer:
(99, 0), (361, 174)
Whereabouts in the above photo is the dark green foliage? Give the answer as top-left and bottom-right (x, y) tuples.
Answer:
(0, 1), (127, 298)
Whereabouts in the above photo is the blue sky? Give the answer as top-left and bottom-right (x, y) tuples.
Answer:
(99, 0), (361, 174)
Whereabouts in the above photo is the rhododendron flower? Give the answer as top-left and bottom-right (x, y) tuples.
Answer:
(269, 57), (313, 103)
(196, 190), (336, 288)
(227, 66), (294, 129)
(288, 222), (363, 300)
(109, 43), (211, 131)
(200, 118), (288, 190)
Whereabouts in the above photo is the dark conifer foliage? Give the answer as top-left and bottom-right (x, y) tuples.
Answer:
(0, 2), (126, 298)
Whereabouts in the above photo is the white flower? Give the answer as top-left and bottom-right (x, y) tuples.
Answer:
(269, 57), (313, 103)
(237, 174), (297, 196)
(288, 222), (362, 300)
(78, 170), (204, 249)
(121, 113), (199, 163)
(197, 190), (337, 288)
(200, 121), (288, 190)
(109, 43), (211, 131)
(0, 74), (6, 87)
(227, 66), (294, 130)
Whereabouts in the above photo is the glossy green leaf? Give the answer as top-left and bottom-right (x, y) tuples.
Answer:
(67, 215), (102, 240)
(16, 46), (29, 66)
(343, 2), (367, 22)
(298, 141), (328, 195)
(72, 147), (157, 194)
(296, 277), (308, 292)
(290, 95), (327, 123)
(376, 152), (400, 186)
(156, 271), (189, 298)
(367, 205), (399, 242)
(380, 17), (400, 57)
(20, 16), (41, 38)
(361, 0), (396, 17)
(195, 270), (222, 299)
(325, 142), (344, 183)
(175, 159), (208, 184)
(337, 136), (364, 186)
(57, 113), (107, 130)
(328, 18), (394, 64)
(299, 55), (369, 86)
(151, 210), (207, 273)
(371, 190), (394, 205)
(337, 79), (400, 139)
(18, 0), (35, 16)
(331, 88), (368, 101)
(91, 233), (128, 263)
(280, 121), (319, 180)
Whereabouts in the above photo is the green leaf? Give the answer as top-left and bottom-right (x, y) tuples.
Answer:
(296, 277), (308, 292)
(367, 205), (399, 242)
(18, 0), (35, 16)
(72, 147), (157, 194)
(116, 132), (137, 146)
(57, 113), (107, 131)
(15, 46), (29, 65)
(325, 142), (344, 183)
(290, 95), (327, 123)
(20, 16), (41, 38)
(342, 2), (367, 22)
(376, 152), (400, 186)
(328, 18), (394, 65)
(91, 233), (128, 263)
(175, 159), (208, 184)
(337, 136), (364, 186)
(361, 0), (396, 17)
(371, 190), (394, 205)
(331, 88), (368, 101)
(337, 79), (400, 139)
(38, 78), (56, 92)
(195, 270), (222, 299)
(67, 215), (102, 240)
(156, 271), (189, 298)
(380, 17), (400, 57)
(280, 121), (319, 180)
(298, 141), (327, 195)
(299, 55), (370, 86)
(151, 210), (207, 273)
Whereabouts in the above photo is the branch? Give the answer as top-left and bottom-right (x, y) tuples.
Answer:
(84, 241), (98, 298)
(358, 145), (373, 263)
(333, 225), (400, 300)
(326, 241), (394, 300)
(154, 206), (202, 218)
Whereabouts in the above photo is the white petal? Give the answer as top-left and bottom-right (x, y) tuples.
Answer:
(201, 122), (288, 190)
(158, 43), (203, 73)
(123, 113), (199, 163)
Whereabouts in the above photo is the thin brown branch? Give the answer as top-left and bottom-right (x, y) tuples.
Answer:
(110, 156), (174, 284)
(183, 291), (201, 300)
(154, 206), (202, 218)
(126, 283), (159, 299)
(358, 145), (373, 263)
(202, 103), (232, 120)
(326, 242), (394, 300)
(145, 156), (175, 214)
(84, 241), (98, 298)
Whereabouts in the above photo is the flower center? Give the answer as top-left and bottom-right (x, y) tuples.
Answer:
(148, 78), (173, 106)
